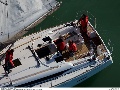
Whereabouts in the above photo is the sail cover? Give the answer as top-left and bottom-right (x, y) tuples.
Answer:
(0, 0), (59, 43)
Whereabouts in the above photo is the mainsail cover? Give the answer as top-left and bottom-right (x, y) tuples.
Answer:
(0, 0), (58, 44)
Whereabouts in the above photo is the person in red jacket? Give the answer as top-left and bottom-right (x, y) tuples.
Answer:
(5, 49), (15, 69)
(54, 36), (66, 54)
(68, 40), (77, 56)
(78, 14), (88, 34)
(9, 49), (14, 67)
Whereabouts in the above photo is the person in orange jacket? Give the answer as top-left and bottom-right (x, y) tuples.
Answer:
(68, 40), (77, 56)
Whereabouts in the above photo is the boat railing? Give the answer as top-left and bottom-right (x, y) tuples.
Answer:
(41, 55), (112, 87)
(86, 12), (112, 56)
(34, 58), (110, 87)
(89, 21), (111, 56)
(12, 56), (110, 87)
(33, 58), (92, 87)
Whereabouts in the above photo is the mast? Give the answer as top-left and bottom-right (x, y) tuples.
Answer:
(5, 0), (9, 40)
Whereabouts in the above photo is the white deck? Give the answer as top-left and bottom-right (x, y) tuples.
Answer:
(0, 22), (113, 87)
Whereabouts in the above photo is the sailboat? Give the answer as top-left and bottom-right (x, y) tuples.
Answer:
(0, 14), (113, 87)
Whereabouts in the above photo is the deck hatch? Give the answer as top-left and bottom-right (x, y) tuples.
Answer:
(36, 46), (51, 59)
(13, 58), (22, 67)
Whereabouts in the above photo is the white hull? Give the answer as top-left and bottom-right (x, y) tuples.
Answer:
(0, 19), (113, 87)
(33, 57), (112, 87)
(55, 59), (112, 87)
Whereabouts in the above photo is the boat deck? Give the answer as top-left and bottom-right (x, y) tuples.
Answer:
(97, 54), (104, 60)
(62, 23), (106, 62)
(62, 44), (89, 62)
(0, 21), (111, 87)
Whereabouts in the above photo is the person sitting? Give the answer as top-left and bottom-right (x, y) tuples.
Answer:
(68, 40), (78, 56)
(4, 49), (15, 73)
(54, 36), (66, 54)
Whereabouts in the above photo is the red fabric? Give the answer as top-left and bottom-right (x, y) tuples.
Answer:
(5, 50), (10, 64)
(69, 43), (77, 52)
(85, 16), (88, 23)
(80, 16), (88, 33)
(5, 50), (14, 67)
(81, 19), (86, 28)
(9, 54), (14, 67)
(57, 41), (66, 51)
(80, 16), (88, 27)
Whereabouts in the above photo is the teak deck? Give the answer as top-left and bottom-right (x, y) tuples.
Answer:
(62, 44), (89, 62)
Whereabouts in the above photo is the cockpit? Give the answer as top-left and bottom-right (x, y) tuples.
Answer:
(35, 26), (84, 63)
